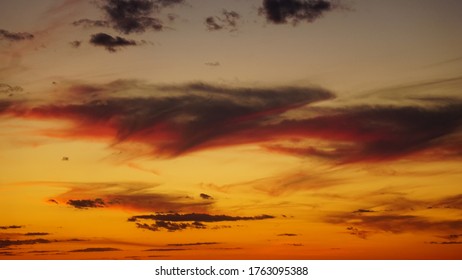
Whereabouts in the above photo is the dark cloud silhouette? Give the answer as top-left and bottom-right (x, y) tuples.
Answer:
(167, 242), (221, 247)
(436, 234), (462, 241)
(259, 0), (335, 25)
(0, 29), (34, 41)
(136, 221), (206, 232)
(145, 248), (188, 251)
(199, 193), (213, 200)
(0, 239), (51, 248)
(72, 19), (110, 28)
(24, 232), (50, 236)
(205, 10), (240, 32)
(0, 225), (23, 230)
(346, 226), (372, 239)
(129, 213), (275, 222)
(101, 0), (185, 34)
(130, 212), (274, 232)
(69, 41), (82, 48)
(431, 194), (462, 209)
(89, 33), (138, 52)
(353, 209), (376, 214)
(69, 247), (121, 252)
(67, 198), (105, 209)
(429, 241), (462, 245)
(277, 233), (298, 236)
(48, 199), (59, 204)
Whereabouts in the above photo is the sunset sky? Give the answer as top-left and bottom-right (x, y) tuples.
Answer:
(1, 0), (462, 260)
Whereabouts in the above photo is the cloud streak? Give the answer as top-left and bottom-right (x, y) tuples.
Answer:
(129, 212), (275, 232)
(2, 79), (462, 163)
(0, 29), (34, 41)
(89, 33), (139, 52)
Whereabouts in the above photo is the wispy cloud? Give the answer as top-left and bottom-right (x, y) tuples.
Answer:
(0, 29), (34, 42)
(205, 10), (241, 32)
(69, 247), (121, 252)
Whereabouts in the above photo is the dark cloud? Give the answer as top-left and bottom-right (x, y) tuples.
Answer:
(0, 225), (23, 230)
(69, 40), (82, 48)
(0, 239), (51, 248)
(205, 10), (240, 32)
(48, 199), (59, 204)
(129, 213), (275, 222)
(346, 226), (372, 239)
(101, 0), (185, 34)
(145, 248), (188, 251)
(429, 241), (462, 245)
(352, 209), (376, 214)
(69, 247), (121, 252)
(89, 33), (138, 52)
(259, 0), (335, 25)
(67, 198), (105, 209)
(0, 29), (34, 41)
(4, 79), (462, 163)
(24, 232), (50, 236)
(167, 242), (221, 247)
(199, 193), (213, 200)
(130, 212), (274, 232)
(277, 233), (298, 236)
(72, 19), (110, 28)
(436, 234), (462, 241)
(136, 221), (206, 232)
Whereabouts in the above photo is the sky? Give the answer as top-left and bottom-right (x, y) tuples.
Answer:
(1, 0), (462, 260)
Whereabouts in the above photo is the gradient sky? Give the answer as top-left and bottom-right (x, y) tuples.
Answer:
(1, 0), (462, 260)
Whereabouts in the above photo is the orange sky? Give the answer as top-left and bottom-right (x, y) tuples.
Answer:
(1, 0), (462, 260)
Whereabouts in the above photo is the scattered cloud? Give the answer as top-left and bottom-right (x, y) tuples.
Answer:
(346, 226), (372, 239)
(49, 182), (213, 213)
(69, 247), (121, 252)
(0, 239), (51, 248)
(72, 19), (110, 28)
(69, 40), (82, 48)
(277, 233), (298, 236)
(205, 10), (240, 32)
(327, 213), (462, 235)
(353, 209), (376, 214)
(67, 198), (106, 209)
(259, 0), (335, 25)
(167, 242), (221, 247)
(129, 212), (275, 222)
(89, 33), (138, 52)
(199, 193), (213, 200)
(129, 212), (274, 232)
(145, 248), (188, 251)
(0, 225), (23, 230)
(0, 29), (34, 41)
(100, 0), (185, 34)
(0, 84), (23, 95)
(24, 232), (50, 236)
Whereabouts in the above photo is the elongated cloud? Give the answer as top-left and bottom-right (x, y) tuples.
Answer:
(2, 80), (462, 163)
(129, 212), (275, 232)
(69, 247), (121, 252)
(0, 29), (34, 41)
(49, 182), (213, 213)
(89, 33), (138, 52)
(259, 0), (335, 25)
